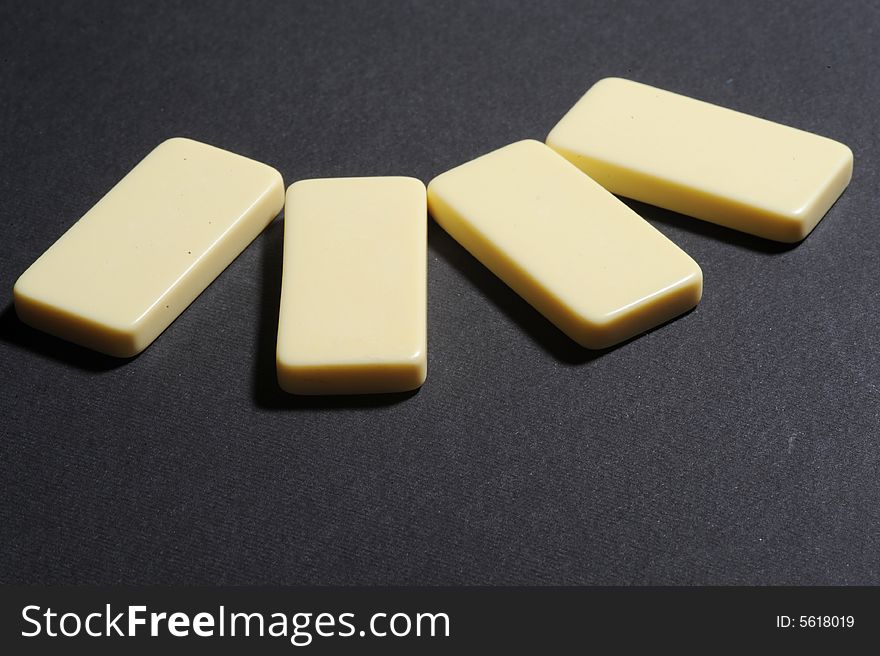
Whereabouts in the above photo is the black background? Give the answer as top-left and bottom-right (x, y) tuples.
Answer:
(1, 0), (878, 585)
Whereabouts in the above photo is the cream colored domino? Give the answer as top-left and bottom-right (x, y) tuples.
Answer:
(13, 137), (284, 357)
(427, 140), (702, 349)
(546, 77), (853, 242)
(277, 177), (427, 395)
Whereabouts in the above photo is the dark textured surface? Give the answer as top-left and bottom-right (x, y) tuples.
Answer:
(1, 0), (878, 585)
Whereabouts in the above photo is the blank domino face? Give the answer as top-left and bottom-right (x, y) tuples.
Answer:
(546, 77), (853, 243)
(276, 177), (427, 395)
(13, 138), (284, 357)
(428, 140), (702, 349)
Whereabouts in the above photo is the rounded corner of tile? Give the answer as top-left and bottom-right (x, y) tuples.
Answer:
(688, 261), (705, 288)
(584, 76), (632, 98)
(108, 323), (151, 358)
(832, 140), (854, 166)
(544, 128), (562, 148)
(157, 136), (196, 151)
(769, 209), (818, 242)
(285, 178), (310, 197)
(400, 366), (427, 393)
(11, 294), (35, 330)
(405, 378), (427, 394)
(111, 341), (147, 359)
(407, 349), (428, 375)
(685, 276), (704, 308)
(593, 75), (627, 88)
(275, 361), (301, 395)
(265, 165), (285, 191)
(275, 378), (300, 396)
(568, 316), (615, 350)
(12, 274), (32, 303)
(517, 137), (544, 147)
(672, 267), (705, 309)
(510, 139), (549, 155)
(275, 347), (295, 372)
(425, 175), (447, 200)
(574, 331), (616, 351)
(397, 175), (427, 190)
